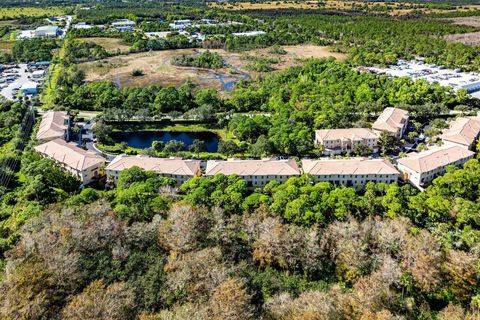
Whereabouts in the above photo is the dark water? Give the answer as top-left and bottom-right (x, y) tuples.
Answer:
(111, 131), (219, 152)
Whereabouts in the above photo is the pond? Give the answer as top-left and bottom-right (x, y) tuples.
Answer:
(111, 131), (220, 152)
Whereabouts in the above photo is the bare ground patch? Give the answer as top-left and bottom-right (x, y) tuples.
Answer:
(443, 16), (480, 28)
(78, 37), (131, 53)
(445, 31), (480, 46)
(79, 45), (346, 91)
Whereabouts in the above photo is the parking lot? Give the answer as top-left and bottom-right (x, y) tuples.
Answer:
(0, 62), (48, 100)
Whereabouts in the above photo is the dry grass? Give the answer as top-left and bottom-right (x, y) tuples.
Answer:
(209, 0), (480, 16)
(0, 7), (68, 19)
(443, 16), (480, 28)
(0, 40), (13, 53)
(79, 45), (345, 91)
(445, 31), (480, 46)
(78, 37), (131, 53)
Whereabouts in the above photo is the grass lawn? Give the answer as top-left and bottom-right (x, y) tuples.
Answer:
(0, 7), (69, 19)
(0, 40), (13, 53)
(78, 37), (130, 53)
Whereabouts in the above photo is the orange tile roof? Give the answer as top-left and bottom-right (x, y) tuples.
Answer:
(397, 145), (474, 173)
(315, 128), (378, 141)
(302, 158), (399, 175)
(372, 107), (409, 134)
(205, 158), (301, 176)
(36, 111), (69, 140)
(106, 155), (201, 176)
(34, 139), (105, 170)
(440, 116), (480, 147)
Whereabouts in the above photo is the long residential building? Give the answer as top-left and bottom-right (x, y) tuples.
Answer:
(302, 158), (399, 190)
(315, 128), (379, 155)
(205, 158), (301, 187)
(440, 116), (480, 150)
(106, 155), (201, 185)
(396, 145), (475, 189)
(34, 139), (105, 185)
(36, 111), (70, 141)
(372, 107), (409, 139)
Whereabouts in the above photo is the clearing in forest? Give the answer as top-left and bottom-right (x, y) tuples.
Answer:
(444, 31), (480, 46)
(79, 45), (345, 91)
(443, 16), (480, 28)
(78, 37), (131, 54)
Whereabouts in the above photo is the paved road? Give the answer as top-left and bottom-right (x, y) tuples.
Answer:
(86, 141), (117, 162)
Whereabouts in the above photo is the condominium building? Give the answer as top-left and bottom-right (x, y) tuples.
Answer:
(205, 158), (301, 187)
(396, 145), (475, 189)
(440, 116), (480, 150)
(34, 139), (105, 185)
(372, 107), (409, 139)
(106, 155), (201, 185)
(314, 128), (379, 155)
(36, 111), (70, 141)
(302, 158), (399, 190)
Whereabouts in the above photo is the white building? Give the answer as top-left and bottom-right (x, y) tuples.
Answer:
(302, 158), (399, 190)
(169, 19), (192, 30)
(72, 22), (93, 29)
(232, 31), (266, 37)
(17, 30), (35, 39)
(205, 158), (301, 187)
(34, 26), (61, 37)
(372, 107), (409, 139)
(396, 145), (475, 189)
(34, 139), (105, 185)
(31, 70), (45, 79)
(315, 128), (379, 155)
(440, 116), (480, 150)
(145, 31), (172, 39)
(20, 82), (38, 96)
(36, 111), (70, 141)
(112, 19), (135, 32)
(106, 155), (201, 185)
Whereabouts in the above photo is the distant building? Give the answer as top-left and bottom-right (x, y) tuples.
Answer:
(440, 116), (480, 150)
(112, 19), (135, 32)
(34, 139), (105, 185)
(72, 22), (93, 29)
(106, 155), (201, 185)
(396, 145), (475, 189)
(20, 82), (38, 95)
(17, 30), (35, 39)
(205, 158), (301, 187)
(36, 111), (70, 141)
(314, 128), (379, 155)
(232, 31), (266, 37)
(169, 19), (192, 30)
(34, 26), (61, 37)
(372, 107), (409, 139)
(302, 158), (399, 190)
(31, 70), (46, 79)
(145, 31), (172, 39)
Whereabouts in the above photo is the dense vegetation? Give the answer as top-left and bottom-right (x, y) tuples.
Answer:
(171, 50), (224, 69)
(3, 160), (480, 318)
(12, 38), (58, 62)
(64, 39), (108, 63)
(3, 1), (480, 319)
